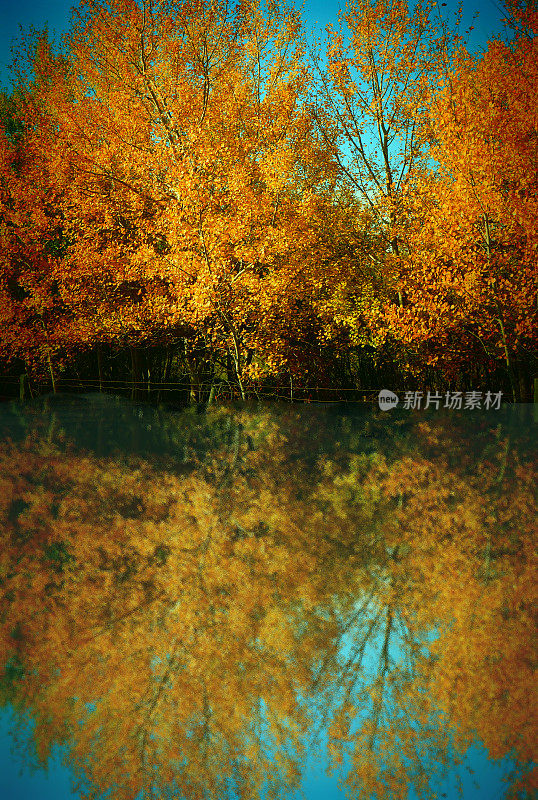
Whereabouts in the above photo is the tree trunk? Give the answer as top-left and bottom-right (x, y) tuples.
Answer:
(513, 357), (531, 402)
(496, 316), (517, 402)
(97, 345), (104, 393)
(47, 349), (57, 394)
(158, 346), (173, 403)
(39, 320), (57, 394)
(185, 340), (200, 404)
(228, 335), (246, 401)
(207, 381), (216, 406)
(130, 346), (144, 401)
(19, 374), (29, 402)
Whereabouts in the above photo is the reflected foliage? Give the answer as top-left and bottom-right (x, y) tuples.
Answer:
(0, 396), (536, 800)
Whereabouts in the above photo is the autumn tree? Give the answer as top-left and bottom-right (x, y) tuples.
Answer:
(0, 0), (339, 398)
(310, 0), (464, 347)
(383, 2), (538, 398)
(0, 82), (77, 391)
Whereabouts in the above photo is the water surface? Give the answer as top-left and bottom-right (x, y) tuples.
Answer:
(0, 396), (536, 800)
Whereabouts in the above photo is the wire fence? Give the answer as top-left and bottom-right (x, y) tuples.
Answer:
(0, 374), (393, 403)
(1, 375), (522, 406)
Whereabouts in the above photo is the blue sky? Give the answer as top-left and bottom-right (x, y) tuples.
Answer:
(0, 0), (512, 90)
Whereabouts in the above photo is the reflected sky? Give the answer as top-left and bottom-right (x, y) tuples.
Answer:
(0, 396), (536, 800)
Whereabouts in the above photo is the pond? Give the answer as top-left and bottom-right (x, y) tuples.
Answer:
(0, 395), (536, 800)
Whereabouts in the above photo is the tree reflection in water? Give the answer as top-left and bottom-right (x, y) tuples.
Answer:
(0, 397), (535, 800)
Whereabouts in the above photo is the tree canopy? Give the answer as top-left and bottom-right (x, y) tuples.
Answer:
(0, 0), (536, 400)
